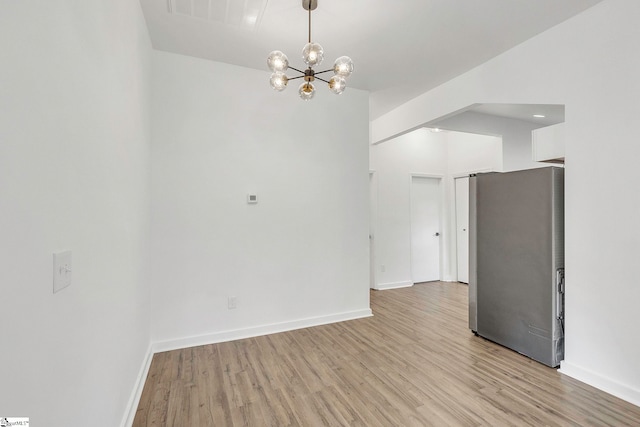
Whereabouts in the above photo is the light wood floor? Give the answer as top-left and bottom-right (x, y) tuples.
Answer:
(133, 282), (640, 426)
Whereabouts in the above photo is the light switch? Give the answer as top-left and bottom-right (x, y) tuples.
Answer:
(53, 251), (72, 293)
(247, 194), (258, 204)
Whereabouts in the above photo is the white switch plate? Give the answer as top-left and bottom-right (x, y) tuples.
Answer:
(53, 251), (72, 293)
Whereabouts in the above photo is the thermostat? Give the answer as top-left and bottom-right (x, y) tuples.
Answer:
(247, 194), (258, 204)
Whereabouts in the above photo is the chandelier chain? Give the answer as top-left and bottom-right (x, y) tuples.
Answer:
(308, 6), (311, 43)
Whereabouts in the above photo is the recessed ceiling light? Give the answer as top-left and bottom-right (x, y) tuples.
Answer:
(533, 114), (546, 118)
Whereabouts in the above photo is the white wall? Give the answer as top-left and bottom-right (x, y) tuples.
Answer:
(446, 130), (504, 175)
(370, 130), (447, 288)
(150, 51), (371, 348)
(434, 111), (546, 172)
(370, 129), (501, 288)
(371, 0), (640, 406)
(0, 1), (152, 426)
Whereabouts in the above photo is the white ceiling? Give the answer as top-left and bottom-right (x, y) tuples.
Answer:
(139, 0), (602, 119)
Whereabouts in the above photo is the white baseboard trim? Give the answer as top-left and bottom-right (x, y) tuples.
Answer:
(559, 361), (640, 407)
(152, 308), (373, 354)
(372, 281), (413, 291)
(121, 343), (154, 427)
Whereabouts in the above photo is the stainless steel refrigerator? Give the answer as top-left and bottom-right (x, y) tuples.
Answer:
(468, 167), (565, 367)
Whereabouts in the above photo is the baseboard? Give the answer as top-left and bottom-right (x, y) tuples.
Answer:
(559, 361), (640, 407)
(372, 281), (413, 291)
(121, 343), (153, 427)
(152, 308), (373, 354)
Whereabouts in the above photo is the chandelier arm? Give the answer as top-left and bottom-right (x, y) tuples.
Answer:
(314, 69), (334, 75)
(315, 76), (330, 83)
(287, 75), (305, 80)
(288, 66), (306, 74)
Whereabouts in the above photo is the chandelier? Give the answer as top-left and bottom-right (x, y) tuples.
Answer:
(267, 0), (354, 100)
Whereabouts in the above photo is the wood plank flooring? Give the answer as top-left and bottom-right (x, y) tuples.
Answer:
(133, 282), (640, 426)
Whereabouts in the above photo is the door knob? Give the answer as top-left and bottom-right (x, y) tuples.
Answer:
(434, 232), (440, 237)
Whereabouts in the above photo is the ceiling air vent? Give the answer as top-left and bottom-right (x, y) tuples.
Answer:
(167, 0), (269, 31)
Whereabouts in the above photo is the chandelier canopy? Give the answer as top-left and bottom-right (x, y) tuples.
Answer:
(267, 0), (354, 100)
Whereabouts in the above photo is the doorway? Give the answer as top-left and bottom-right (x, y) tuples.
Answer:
(455, 176), (470, 283)
(369, 172), (377, 289)
(410, 176), (442, 283)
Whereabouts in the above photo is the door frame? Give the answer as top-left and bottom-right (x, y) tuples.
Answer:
(409, 173), (444, 283)
(369, 170), (378, 289)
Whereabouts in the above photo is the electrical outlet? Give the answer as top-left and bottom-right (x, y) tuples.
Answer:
(228, 296), (237, 309)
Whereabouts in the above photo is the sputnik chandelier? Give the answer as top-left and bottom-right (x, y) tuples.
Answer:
(267, 0), (354, 100)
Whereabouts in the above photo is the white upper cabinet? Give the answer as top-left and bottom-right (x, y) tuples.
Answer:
(532, 123), (565, 164)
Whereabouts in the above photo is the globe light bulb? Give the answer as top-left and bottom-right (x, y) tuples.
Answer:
(269, 72), (288, 91)
(298, 82), (315, 100)
(333, 56), (354, 78)
(328, 76), (346, 95)
(302, 42), (324, 67)
(267, 51), (289, 72)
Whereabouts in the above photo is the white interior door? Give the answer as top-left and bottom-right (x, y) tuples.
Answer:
(455, 176), (470, 283)
(410, 176), (441, 283)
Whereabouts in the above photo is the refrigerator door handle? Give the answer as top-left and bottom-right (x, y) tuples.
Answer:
(557, 268), (565, 294)
(557, 268), (565, 326)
